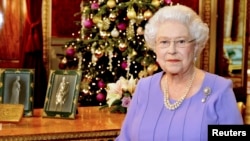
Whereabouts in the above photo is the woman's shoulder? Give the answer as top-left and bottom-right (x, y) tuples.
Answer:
(204, 71), (232, 86)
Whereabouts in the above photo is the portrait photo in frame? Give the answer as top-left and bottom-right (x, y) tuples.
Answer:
(43, 70), (82, 119)
(0, 68), (35, 117)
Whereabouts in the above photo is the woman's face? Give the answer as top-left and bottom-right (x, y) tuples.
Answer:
(155, 20), (195, 74)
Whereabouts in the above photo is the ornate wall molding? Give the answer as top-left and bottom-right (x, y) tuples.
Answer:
(42, 0), (52, 74)
(199, 0), (217, 73)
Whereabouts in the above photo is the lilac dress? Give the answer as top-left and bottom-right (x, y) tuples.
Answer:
(116, 71), (243, 141)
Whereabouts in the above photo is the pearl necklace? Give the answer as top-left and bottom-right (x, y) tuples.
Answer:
(163, 70), (196, 110)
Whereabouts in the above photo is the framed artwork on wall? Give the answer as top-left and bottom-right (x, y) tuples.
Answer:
(0, 68), (35, 117)
(43, 70), (82, 119)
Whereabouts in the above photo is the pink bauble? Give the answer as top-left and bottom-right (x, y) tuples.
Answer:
(164, 0), (172, 4)
(117, 22), (127, 30)
(97, 80), (106, 88)
(96, 93), (106, 102)
(91, 3), (99, 10)
(121, 61), (128, 69)
(66, 46), (75, 57)
(84, 19), (93, 28)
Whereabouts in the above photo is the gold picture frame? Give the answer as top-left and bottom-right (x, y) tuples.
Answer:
(43, 70), (82, 119)
(0, 68), (35, 117)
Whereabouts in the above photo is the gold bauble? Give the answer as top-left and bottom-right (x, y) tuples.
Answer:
(151, 0), (161, 8)
(83, 6), (90, 12)
(107, 0), (116, 9)
(127, 7), (137, 19)
(93, 16), (102, 24)
(147, 64), (159, 75)
(143, 10), (153, 20)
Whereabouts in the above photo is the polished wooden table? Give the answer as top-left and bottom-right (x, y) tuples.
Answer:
(0, 106), (125, 140)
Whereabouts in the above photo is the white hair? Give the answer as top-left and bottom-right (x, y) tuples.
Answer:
(144, 4), (209, 56)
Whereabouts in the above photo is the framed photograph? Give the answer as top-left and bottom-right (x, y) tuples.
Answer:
(43, 70), (82, 119)
(0, 68), (35, 117)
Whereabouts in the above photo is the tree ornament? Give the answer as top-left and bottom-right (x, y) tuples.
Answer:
(143, 10), (153, 19)
(66, 46), (75, 57)
(121, 61), (128, 69)
(136, 27), (144, 35)
(147, 63), (158, 75)
(94, 48), (104, 58)
(118, 42), (128, 52)
(96, 92), (106, 102)
(91, 2), (99, 10)
(138, 69), (148, 78)
(109, 13), (117, 21)
(111, 27), (119, 37)
(117, 22), (127, 30)
(100, 30), (109, 39)
(126, 20), (135, 39)
(127, 7), (137, 19)
(107, 0), (116, 9)
(83, 19), (94, 28)
(141, 60), (147, 66)
(93, 15), (102, 24)
(102, 18), (111, 30)
(136, 13), (144, 24)
(164, 0), (172, 4)
(82, 6), (90, 13)
(58, 57), (67, 69)
(151, 0), (161, 8)
(98, 79), (106, 88)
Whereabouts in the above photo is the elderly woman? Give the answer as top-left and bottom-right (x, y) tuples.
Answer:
(116, 4), (243, 141)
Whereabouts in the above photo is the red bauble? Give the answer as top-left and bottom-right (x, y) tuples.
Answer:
(96, 93), (106, 102)
(58, 62), (67, 69)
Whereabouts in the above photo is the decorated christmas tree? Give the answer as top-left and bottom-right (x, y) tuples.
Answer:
(58, 0), (173, 110)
